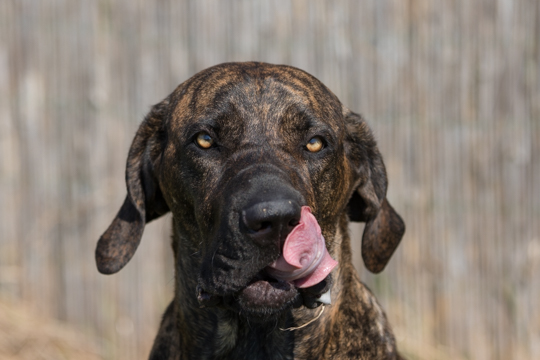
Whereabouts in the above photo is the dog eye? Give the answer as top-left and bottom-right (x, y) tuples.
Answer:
(306, 136), (324, 153)
(195, 132), (214, 149)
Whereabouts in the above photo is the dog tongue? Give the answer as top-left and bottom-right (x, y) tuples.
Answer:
(266, 206), (338, 288)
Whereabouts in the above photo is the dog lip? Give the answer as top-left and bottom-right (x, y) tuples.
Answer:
(196, 284), (222, 308)
(196, 270), (297, 311)
(237, 277), (297, 311)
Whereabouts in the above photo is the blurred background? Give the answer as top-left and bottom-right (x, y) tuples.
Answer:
(0, 1), (539, 359)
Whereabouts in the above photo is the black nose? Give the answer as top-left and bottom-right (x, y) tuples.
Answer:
(241, 200), (302, 247)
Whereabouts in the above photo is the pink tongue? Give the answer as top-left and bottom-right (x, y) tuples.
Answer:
(266, 206), (338, 288)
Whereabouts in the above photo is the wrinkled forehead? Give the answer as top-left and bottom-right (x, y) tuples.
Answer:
(169, 63), (344, 131)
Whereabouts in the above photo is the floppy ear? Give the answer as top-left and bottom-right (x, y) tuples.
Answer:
(96, 100), (170, 274)
(345, 110), (405, 273)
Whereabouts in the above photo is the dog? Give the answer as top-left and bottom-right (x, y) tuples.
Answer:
(96, 62), (405, 359)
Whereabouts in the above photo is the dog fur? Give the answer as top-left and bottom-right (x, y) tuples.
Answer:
(96, 62), (405, 359)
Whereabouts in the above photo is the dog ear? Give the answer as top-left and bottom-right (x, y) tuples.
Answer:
(96, 100), (170, 274)
(344, 110), (405, 273)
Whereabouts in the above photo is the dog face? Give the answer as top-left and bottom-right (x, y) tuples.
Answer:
(96, 62), (404, 318)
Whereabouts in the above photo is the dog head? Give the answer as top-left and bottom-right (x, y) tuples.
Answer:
(96, 62), (405, 318)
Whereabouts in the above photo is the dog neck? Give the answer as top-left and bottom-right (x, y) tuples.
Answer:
(163, 216), (352, 359)
(169, 294), (340, 359)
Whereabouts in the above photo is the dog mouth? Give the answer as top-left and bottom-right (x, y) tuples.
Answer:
(197, 206), (338, 316)
(197, 269), (299, 314)
(197, 267), (335, 319)
(237, 271), (299, 313)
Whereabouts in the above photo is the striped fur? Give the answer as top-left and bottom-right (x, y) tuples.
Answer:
(96, 62), (405, 359)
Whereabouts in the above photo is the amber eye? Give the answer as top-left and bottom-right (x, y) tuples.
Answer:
(195, 132), (214, 149)
(306, 136), (324, 153)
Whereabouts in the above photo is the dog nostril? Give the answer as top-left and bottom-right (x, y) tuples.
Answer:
(249, 221), (272, 233)
(287, 218), (300, 233)
(242, 200), (301, 241)
(259, 221), (272, 231)
(289, 218), (300, 227)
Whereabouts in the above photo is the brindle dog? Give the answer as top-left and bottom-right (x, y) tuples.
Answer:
(96, 62), (405, 359)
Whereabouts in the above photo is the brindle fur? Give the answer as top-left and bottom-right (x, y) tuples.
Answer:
(96, 62), (405, 359)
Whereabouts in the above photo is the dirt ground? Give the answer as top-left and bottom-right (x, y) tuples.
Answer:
(0, 298), (103, 360)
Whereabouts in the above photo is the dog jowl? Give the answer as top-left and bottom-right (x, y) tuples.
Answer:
(96, 62), (405, 359)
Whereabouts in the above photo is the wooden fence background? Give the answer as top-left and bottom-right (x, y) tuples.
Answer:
(1, 1), (539, 359)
